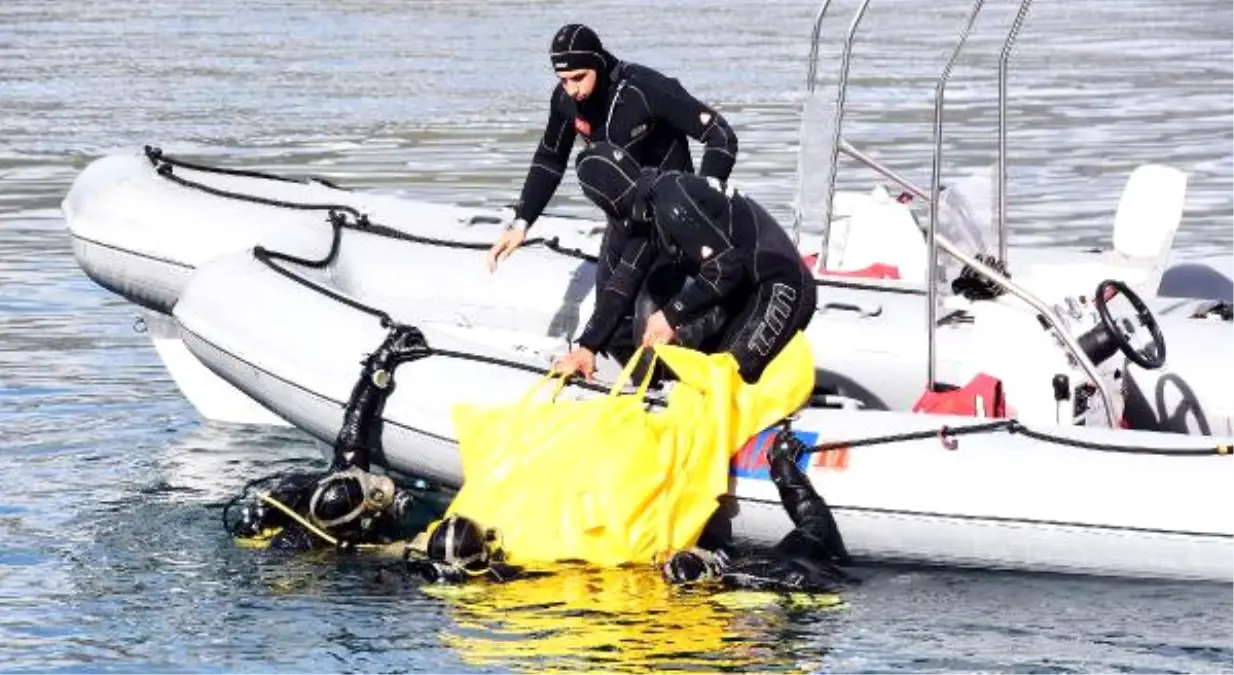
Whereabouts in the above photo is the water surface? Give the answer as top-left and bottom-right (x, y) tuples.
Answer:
(1, 0), (1231, 672)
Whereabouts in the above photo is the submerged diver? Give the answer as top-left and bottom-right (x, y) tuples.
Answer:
(223, 324), (529, 583)
(487, 23), (740, 368)
(551, 141), (817, 385)
(662, 424), (855, 593)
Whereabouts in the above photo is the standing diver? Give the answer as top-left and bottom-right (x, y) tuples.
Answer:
(551, 141), (817, 386)
(486, 23), (740, 367)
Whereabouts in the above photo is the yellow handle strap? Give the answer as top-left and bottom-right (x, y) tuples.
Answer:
(518, 371), (570, 407)
(607, 346), (661, 399)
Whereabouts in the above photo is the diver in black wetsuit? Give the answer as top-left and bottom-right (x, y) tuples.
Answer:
(224, 324), (528, 583)
(662, 424), (855, 593)
(487, 23), (740, 364)
(551, 141), (816, 385)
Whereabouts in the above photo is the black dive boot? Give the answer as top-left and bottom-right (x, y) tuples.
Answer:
(310, 324), (433, 543)
(331, 324), (432, 471)
(767, 423), (852, 566)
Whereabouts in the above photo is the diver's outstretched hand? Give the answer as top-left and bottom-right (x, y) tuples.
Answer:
(487, 222), (528, 272)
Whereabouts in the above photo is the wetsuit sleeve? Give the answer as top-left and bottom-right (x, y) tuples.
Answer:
(635, 74), (738, 182)
(577, 231), (657, 352)
(512, 86), (578, 228)
(657, 180), (749, 328)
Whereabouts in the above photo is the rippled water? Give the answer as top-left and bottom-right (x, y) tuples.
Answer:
(1, 0), (1231, 672)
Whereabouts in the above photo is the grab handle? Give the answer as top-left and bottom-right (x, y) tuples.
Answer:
(818, 301), (883, 318)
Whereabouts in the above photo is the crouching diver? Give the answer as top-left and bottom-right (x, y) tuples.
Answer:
(662, 424), (855, 593)
(552, 141), (816, 386)
(222, 323), (531, 584)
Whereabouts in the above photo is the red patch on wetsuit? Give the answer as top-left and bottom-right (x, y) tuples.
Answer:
(574, 117), (592, 138)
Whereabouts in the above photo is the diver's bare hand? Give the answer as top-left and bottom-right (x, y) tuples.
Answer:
(551, 347), (596, 381)
(641, 310), (677, 347)
(486, 221), (528, 273)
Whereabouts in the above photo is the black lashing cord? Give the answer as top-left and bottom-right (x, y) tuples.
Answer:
(143, 145), (596, 262)
(793, 417), (1231, 458)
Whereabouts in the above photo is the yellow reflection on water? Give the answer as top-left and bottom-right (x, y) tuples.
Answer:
(423, 564), (846, 673)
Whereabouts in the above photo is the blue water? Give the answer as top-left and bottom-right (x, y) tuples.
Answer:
(1, 0), (1231, 671)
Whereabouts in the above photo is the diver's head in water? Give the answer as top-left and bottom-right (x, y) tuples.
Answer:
(575, 141), (656, 223)
(426, 515), (498, 572)
(307, 468), (398, 534)
(550, 23), (616, 103)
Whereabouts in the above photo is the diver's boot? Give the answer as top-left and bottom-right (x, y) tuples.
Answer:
(768, 424), (852, 566)
(331, 323), (432, 471)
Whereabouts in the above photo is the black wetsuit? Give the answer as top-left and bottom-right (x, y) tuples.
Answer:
(575, 144), (816, 384)
(513, 34), (739, 230)
(663, 424), (854, 593)
(515, 24), (739, 361)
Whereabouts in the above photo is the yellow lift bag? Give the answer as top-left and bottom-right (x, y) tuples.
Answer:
(444, 332), (815, 567)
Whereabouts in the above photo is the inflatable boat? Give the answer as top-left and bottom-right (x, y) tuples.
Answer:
(63, 149), (1233, 427)
(161, 207), (1232, 582)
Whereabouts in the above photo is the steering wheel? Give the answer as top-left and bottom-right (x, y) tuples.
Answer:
(1093, 279), (1166, 370)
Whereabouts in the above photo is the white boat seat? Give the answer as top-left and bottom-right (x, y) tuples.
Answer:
(1113, 164), (1187, 262)
(1017, 164), (1187, 302)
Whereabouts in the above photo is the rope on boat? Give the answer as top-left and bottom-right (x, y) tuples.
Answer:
(140, 148), (645, 398)
(142, 145), (597, 263)
(248, 224), (618, 398)
(802, 418), (1232, 457)
(144, 145), (345, 189)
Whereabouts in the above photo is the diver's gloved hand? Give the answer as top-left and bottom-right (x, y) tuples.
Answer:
(662, 546), (730, 584)
(769, 424), (809, 468)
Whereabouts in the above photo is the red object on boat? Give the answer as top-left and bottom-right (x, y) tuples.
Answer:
(803, 254), (902, 280)
(912, 373), (1008, 418)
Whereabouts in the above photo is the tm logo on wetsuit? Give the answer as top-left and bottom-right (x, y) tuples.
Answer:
(748, 283), (797, 357)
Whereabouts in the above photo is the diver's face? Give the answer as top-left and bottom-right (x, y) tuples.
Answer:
(558, 69), (597, 102)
